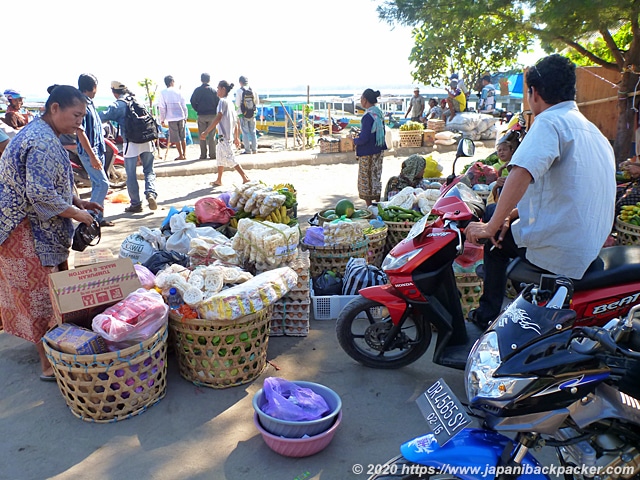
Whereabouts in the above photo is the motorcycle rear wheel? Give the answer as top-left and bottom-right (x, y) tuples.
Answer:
(368, 455), (462, 479)
(335, 296), (431, 369)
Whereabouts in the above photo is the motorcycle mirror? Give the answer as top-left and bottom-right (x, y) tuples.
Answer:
(449, 138), (476, 180)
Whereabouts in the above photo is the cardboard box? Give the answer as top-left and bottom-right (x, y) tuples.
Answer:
(423, 129), (436, 147)
(73, 247), (116, 268)
(43, 323), (107, 355)
(339, 136), (354, 152)
(49, 258), (142, 326)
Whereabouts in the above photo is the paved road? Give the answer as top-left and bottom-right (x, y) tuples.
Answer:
(1, 141), (509, 480)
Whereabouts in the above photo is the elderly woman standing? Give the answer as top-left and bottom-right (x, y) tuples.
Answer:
(0, 85), (102, 381)
(353, 88), (387, 206)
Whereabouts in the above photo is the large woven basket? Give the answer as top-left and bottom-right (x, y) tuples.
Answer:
(43, 324), (168, 423)
(383, 221), (416, 256)
(365, 225), (388, 267)
(302, 238), (369, 277)
(456, 273), (483, 318)
(399, 130), (423, 148)
(169, 306), (272, 389)
(615, 216), (640, 246)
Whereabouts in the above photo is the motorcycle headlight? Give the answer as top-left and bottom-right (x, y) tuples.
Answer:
(465, 331), (535, 403)
(382, 248), (423, 271)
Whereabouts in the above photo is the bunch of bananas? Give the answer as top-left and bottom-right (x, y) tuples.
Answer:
(619, 203), (640, 226)
(256, 205), (291, 224)
(229, 217), (239, 228)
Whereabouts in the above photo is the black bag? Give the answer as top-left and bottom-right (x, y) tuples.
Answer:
(342, 258), (387, 296)
(71, 217), (101, 252)
(123, 95), (159, 144)
(240, 87), (256, 119)
(142, 250), (190, 275)
(312, 269), (343, 296)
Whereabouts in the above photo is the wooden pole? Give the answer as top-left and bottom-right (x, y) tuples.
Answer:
(284, 111), (288, 149)
(328, 103), (332, 137)
(280, 101), (301, 147)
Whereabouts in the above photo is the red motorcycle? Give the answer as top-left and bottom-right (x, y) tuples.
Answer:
(69, 137), (126, 190)
(336, 138), (640, 370)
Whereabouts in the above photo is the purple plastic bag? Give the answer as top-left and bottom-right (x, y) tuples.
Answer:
(303, 226), (324, 246)
(261, 377), (330, 421)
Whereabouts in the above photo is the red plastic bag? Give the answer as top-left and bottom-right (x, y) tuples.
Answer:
(194, 197), (235, 224)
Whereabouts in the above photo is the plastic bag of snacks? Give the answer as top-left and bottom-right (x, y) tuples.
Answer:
(197, 267), (297, 321)
(323, 218), (364, 246)
(232, 218), (299, 268)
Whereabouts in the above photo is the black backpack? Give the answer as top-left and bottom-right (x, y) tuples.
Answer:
(240, 87), (256, 119)
(122, 95), (158, 144)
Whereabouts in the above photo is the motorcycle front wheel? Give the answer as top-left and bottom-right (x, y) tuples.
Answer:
(107, 164), (127, 189)
(368, 455), (462, 479)
(335, 296), (431, 369)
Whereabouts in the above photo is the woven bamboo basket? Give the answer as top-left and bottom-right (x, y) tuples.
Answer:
(399, 130), (423, 148)
(302, 238), (369, 277)
(383, 221), (416, 256)
(365, 225), (388, 267)
(169, 306), (272, 389)
(456, 273), (483, 318)
(43, 324), (168, 423)
(615, 216), (640, 245)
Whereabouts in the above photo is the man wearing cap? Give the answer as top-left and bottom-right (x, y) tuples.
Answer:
(405, 88), (425, 123)
(235, 76), (259, 154)
(443, 78), (467, 123)
(450, 73), (469, 99)
(99, 81), (158, 213)
(158, 75), (189, 161)
(2, 89), (31, 129)
(190, 73), (219, 160)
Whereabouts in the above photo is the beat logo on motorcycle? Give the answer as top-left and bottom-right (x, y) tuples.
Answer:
(590, 291), (640, 315)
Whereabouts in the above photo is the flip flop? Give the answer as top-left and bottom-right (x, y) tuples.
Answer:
(99, 220), (115, 227)
(210, 181), (222, 187)
(39, 373), (56, 382)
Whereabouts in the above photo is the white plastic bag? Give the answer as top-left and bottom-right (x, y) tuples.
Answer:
(120, 232), (158, 264)
(166, 212), (198, 254)
(91, 288), (168, 350)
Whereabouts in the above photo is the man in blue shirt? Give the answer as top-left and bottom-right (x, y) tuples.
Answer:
(76, 74), (114, 227)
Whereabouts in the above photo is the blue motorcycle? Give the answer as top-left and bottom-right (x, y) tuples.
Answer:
(370, 279), (640, 479)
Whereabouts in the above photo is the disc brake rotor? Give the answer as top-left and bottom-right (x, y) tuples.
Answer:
(364, 322), (409, 351)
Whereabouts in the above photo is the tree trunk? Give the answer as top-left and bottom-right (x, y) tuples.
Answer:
(613, 72), (638, 167)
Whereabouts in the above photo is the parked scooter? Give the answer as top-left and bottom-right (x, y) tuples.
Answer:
(70, 137), (126, 189)
(368, 280), (640, 479)
(336, 138), (640, 370)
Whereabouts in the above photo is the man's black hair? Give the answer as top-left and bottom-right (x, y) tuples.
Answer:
(526, 54), (576, 105)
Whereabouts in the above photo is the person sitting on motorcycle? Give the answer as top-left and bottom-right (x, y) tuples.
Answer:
(384, 154), (428, 200)
(464, 54), (616, 329)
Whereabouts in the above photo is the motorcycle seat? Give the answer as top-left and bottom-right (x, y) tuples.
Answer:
(507, 245), (640, 292)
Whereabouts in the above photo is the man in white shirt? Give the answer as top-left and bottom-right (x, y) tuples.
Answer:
(235, 75), (259, 154)
(465, 54), (616, 328)
(158, 75), (189, 160)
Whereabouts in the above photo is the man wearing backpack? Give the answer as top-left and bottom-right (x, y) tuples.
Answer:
(235, 75), (258, 154)
(99, 81), (158, 213)
(190, 73), (219, 160)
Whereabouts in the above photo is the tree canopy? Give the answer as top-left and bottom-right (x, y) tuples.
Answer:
(378, 0), (640, 162)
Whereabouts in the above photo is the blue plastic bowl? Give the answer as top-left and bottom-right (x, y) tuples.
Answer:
(252, 380), (342, 438)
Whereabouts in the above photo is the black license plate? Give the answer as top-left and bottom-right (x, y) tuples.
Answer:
(415, 378), (471, 446)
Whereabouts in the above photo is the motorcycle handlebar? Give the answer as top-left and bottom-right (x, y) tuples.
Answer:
(573, 326), (640, 360)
